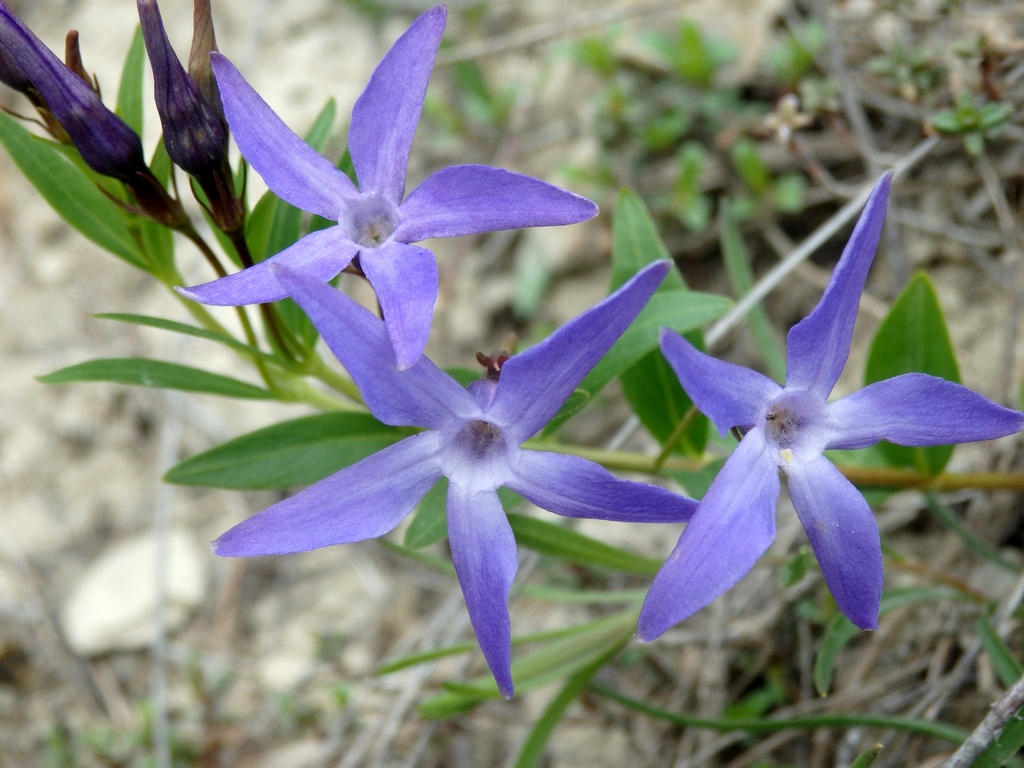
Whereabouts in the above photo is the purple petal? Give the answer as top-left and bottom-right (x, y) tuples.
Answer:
(213, 431), (442, 556)
(785, 456), (881, 629)
(348, 5), (445, 204)
(507, 450), (697, 523)
(487, 261), (669, 442)
(786, 173), (892, 397)
(177, 227), (357, 305)
(211, 53), (357, 219)
(828, 373), (1024, 450)
(636, 430), (778, 642)
(393, 165), (598, 242)
(660, 329), (781, 437)
(272, 264), (478, 428)
(360, 241), (439, 371)
(447, 482), (518, 699)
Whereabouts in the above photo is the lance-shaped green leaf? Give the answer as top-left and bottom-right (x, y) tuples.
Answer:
(0, 111), (145, 269)
(419, 612), (635, 718)
(512, 640), (625, 768)
(116, 26), (146, 136)
(866, 272), (961, 475)
(580, 291), (732, 395)
(403, 476), (449, 548)
(506, 513), (661, 575)
(38, 358), (272, 400)
(165, 412), (413, 489)
(95, 313), (279, 364)
(814, 585), (979, 695)
(601, 188), (716, 456)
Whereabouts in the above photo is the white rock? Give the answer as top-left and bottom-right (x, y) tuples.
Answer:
(61, 528), (208, 656)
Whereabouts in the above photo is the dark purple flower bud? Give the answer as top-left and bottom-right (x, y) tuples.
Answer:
(137, 0), (225, 177)
(0, 1), (146, 180)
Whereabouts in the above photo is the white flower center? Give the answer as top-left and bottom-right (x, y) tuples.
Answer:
(762, 390), (831, 465)
(342, 194), (399, 248)
(440, 419), (514, 491)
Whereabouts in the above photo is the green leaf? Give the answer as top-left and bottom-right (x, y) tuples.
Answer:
(580, 291), (732, 396)
(513, 642), (623, 768)
(777, 547), (810, 589)
(720, 205), (785, 382)
(246, 189), (278, 263)
(539, 389), (590, 437)
(404, 477), (449, 548)
(972, 704), (1024, 768)
(93, 313), (280, 364)
(165, 412), (412, 489)
(605, 189), (715, 456)
(814, 586), (978, 695)
(730, 138), (770, 197)
(420, 613), (634, 718)
(665, 456), (726, 499)
(591, 683), (968, 743)
(608, 188), (683, 293)
(849, 744), (884, 768)
(0, 112), (145, 269)
(38, 358), (273, 400)
(977, 614), (1023, 688)
(138, 141), (176, 278)
(865, 272), (961, 475)
(506, 513), (661, 575)
(116, 26), (146, 136)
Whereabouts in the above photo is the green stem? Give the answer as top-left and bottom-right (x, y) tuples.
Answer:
(590, 682), (968, 743)
(524, 441), (1024, 492)
(653, 405), (699, 471)
(307, 354), (364, 403)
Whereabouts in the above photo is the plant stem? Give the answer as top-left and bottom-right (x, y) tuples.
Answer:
(653, 405), (699, 471)
(526, 442), (1024, 492)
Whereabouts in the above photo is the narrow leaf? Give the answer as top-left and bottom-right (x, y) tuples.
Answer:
(591, 683), (968, 743)
(404, 477), (449, 548)
(513, 642), (624, 768)
(0, 112), (145, 268)
(419, 613), (634, 718)
(507, 513), (661, 575)
(865, 272), (960, 475)
(849, 744), (883, 768)
(165, 412), (412, 489)
(116, 26), (146, 136)
(94, 313), (279, 364)
(38, 358), (272, 399)
(606, 188), (713, 456)
(581, 291), (732, 395)
(977, 614), (1024, 688)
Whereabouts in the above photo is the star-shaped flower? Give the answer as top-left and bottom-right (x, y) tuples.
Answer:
(214, 260), (697, 698)
(178, 4), (597, 369)
(637, 173), (1024, 640)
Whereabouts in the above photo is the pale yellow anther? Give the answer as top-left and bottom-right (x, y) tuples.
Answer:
(780, 449), (794, 462)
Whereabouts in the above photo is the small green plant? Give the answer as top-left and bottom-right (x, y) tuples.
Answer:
(930, 90), (1013, 156)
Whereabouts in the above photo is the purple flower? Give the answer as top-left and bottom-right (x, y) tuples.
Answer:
(213, 260), (697, 698)
(178, 5), (598, 370)
(637, 173), (1024, 640)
